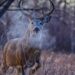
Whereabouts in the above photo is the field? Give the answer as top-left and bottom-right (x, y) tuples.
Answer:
(0, 50), (75, 75)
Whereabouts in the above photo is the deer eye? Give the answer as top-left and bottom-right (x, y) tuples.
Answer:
(35, 19), (43, 26)
(32, 18), (44, 27)
(38, 21), (43, 25)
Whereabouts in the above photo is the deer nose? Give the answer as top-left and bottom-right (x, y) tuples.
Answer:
(33, 27), (40, 33)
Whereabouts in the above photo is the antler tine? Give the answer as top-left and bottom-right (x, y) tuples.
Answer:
(40, 0), (55, 19)
(48, 0), (55, 15)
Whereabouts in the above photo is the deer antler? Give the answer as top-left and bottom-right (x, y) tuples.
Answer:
(19, 0), (54, 20)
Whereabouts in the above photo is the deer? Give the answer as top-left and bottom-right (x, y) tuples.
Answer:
(1, 14), (42, 75)
(1, 0), (54, 75)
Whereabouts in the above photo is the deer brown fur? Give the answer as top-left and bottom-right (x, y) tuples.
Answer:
(1, 18), (41, 75)
(1, 37), (41, 75)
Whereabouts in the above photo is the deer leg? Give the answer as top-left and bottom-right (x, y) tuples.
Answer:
(21, 66), (25, 75)
(17, 66), (25, 75)
(31, 57), (41, 74)
(1, 63), (9, 75)
(31, 63), (41, 74)
(29, 62), (41, 74)
(16, 66), (22, 75)
(35, 58), (41, 70)
(1, 53), (9, 74)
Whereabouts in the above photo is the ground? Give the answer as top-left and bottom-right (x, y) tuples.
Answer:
(0, 50), (75, 75)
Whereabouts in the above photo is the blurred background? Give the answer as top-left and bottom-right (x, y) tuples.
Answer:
(0, 0), (75, 53)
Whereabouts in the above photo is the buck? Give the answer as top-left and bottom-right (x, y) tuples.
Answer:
(1, 0), (54, 75)
(1, 16), (41, 75)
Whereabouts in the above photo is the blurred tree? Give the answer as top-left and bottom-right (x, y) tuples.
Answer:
(0, 21), (7, 49)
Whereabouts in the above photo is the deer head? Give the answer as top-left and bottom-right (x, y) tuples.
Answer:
(19, 0), (54, 34)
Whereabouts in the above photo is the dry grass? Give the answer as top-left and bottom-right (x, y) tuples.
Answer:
(0, 50), (75, 75)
